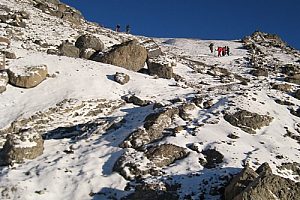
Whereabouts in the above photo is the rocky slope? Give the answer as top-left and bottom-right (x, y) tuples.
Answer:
(0, 0), (300, 200)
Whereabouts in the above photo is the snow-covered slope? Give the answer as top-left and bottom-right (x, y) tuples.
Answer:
(0, 0), (300, 200)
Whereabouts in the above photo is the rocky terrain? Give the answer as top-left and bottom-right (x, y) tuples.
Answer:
(0, 0), (300, 199)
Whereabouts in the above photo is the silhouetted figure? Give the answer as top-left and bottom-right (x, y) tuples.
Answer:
(125, 25), (130, 34)
(209, 43), (214, 53)
(217, 47), (222, 57)
(115, 24), (121, 32)
(226, 46), (230, 56)
(222, 46), (226, 56)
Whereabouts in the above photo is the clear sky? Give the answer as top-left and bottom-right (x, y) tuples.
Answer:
(61, 0), (300, 50)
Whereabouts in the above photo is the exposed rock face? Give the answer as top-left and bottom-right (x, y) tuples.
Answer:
(122, 94), (151, 106)
(224, 110), (273, 134)
(7, 64), (48, 88)
(146, 144), (189, 167)
(140, 39), (163, 58)
(114, 144), (188, 180)
(0, 50), (16, 59)
(286, 74), (300, 85)
(201, 149), (224, 169)
(75, 34), (104, 52)
(123, 181), (179, 200)
(0, 10), (29, 28)
(243, 31), (287, 49)
(147, 56), (173, 79)
(0, 71), (9, 93)
(224, 165), (259, 200)
(114, 72), (130, 85)
(121, 107), (179, 149)
(272, 83), (292, 92)
(0, 130), (44, 165)
(91, 40), (148, 72)
(58, 42), (80, 58)
(294, 89), (300, 100)
(33, 0), (83, 25)
(225, 163), (300, 200)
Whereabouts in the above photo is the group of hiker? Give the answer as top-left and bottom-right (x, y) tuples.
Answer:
(115, 24), (130, 34)
(209, 43), (230, 57)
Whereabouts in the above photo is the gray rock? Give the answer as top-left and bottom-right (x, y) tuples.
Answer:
(201, 149), (224, 169)
(140, 39), (163, 58)
(272, 83), (292, 92)
(7, 64), (48, 88)
(0, 130), (44, 165)
(224, 164), (259, 200)
(58, 42), (80, 58)
(0, 71), (8, 93)
(146, 144), (189, 167)
(285, 74), (300, 85)
(75, 34), (104, 51)
(114, 72), (130, 85)
(122, 94), (151, 106)
(225, 163), (300, 200)
(147, 56), (173, 79)
(294, 89), (300, 100)
(79, 48), (96, 59)
(91, 40), (147, 72)
(121, 107), (179, 149)
(224, 110), (273, 134)
(251, 68), (268, 77)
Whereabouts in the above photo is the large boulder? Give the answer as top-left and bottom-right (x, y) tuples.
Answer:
(121, 107), (179, 149)
(58, 42), (80, 58)
(224, 110), (273, 134)
(146, 144), (189, 167)
(285, 74), (300, 85)
(225, 162), (300, 200)
(7, 64), (48, 88)
(147, 56), (173, 79)
(0, 130), (44, 165)
(91, 40), (147, 72)
(0, 71), (8, 93)
(75, 34), (104, 51)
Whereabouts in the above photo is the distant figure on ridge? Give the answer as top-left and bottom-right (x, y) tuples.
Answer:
(209, 43), (214, 53)
(226, 46), (230, 56)
(217, 47), (222, 57)
(115, 24), (121, 32)
(222, 46), (226, 56)
(125, 25), (130, 34)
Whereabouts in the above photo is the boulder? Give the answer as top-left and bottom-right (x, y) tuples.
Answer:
(250, 68), (268, 77)
(0, 71), (8, 93)
(0, 130), (44, 165)
(224, 164), (259, 200)
(114, 72), (130, 85)
(58, 42), (80, 58)
(225, 162), (300, 200)
(123, 181), (178, 200)
(140, 39), (163, 58)
(272, 83), (292, 92)
(201, 149), (224, 169)
(91, 40), (147, 72)
(146, 144), (189, 167)
(121, 107), (179, 149)
(224, 110), (273, 134)
(0, 50), (16, 59)
(75, 34), (104, 51)
(7, 64), (48, 88)
(285, 74), (300, 85)
(122, 94), (151, 106)
(147, 56), (173, 79)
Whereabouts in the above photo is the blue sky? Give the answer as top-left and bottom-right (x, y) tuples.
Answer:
(61, 0), (300, 49)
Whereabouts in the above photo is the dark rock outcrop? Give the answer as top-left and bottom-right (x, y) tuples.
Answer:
(122, 94), (151, 106)
(272, 83), (292, 92)
(285, 74), (300, 85)
(201, 149), (224, 169)
(225, 163), (300, 200)
(91, 40), (147, 72)
(224, 110), (273, 134)
(146, 144), (189, 167)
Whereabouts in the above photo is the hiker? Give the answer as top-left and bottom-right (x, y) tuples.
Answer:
(217, 47), (222, 57)
(209, 43), (214, 53)
(222, 46), (226, 56)
(115, 24), (121, 32)
(125, 25), (130, 34)
(226, 46), (230, 56)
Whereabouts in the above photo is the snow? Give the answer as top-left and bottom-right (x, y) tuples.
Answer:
(0, 0), (300, 199)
